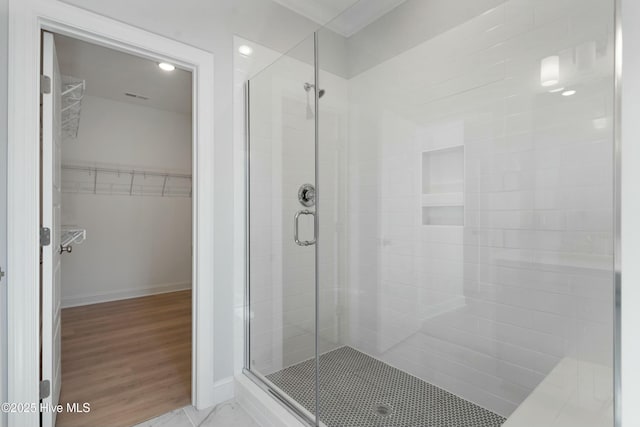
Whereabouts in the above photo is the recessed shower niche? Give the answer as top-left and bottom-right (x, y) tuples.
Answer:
(421, 145), (464, 226)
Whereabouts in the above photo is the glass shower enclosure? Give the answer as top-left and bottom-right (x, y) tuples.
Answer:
(245, 1), (618, 426)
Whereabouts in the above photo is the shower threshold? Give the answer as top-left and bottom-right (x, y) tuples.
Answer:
(266, 346), (505, 427)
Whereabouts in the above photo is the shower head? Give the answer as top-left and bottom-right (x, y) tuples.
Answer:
(304, 82), (326, 98)
(304, 82), (325, 119)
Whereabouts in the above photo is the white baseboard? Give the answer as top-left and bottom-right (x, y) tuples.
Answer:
(61, 281), (192, 308)
(211, 377), (235, 407)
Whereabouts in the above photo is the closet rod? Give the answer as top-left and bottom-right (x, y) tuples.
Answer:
(62, 165), (192, 179)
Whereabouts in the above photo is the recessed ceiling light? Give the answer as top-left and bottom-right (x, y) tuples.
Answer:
(158, 62), (175, 72)
(238, 45), (253, 57)
(549, 87), (565, 93)
(562, 90), (576, 96)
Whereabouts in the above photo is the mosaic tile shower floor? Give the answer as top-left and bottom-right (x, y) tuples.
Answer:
(267, 346), (506, 427)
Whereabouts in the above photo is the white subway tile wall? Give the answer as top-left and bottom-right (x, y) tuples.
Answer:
(345, 0), (614, 418)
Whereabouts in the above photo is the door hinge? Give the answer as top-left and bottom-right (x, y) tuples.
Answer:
(41, 75), (51, 95)
(40, 227), (51, 246)
(40, 380), (50, 400)
(0, 267), (5, 282)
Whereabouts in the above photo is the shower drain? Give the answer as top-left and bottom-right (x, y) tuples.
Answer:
(373, 403), (393, 417)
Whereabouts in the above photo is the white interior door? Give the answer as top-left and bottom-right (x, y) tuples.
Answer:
(41, 30), (62, 427)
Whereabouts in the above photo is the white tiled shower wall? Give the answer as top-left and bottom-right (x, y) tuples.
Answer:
(345, 0), (614, 417)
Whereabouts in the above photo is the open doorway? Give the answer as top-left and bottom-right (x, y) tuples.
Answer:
(41, 31), (193, 427)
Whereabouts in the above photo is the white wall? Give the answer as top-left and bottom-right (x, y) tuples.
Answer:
(621, 1), (640, 426)
(346, 0), (507, 77)
(346, 0), (615, 417)
(0, 0), (8, 423)
(62, 96), (192, 169)
(60, 95), (192, 306)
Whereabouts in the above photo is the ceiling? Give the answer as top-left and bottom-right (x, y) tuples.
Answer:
(270, 0), (408, 37)
(54, 34), (192, 115)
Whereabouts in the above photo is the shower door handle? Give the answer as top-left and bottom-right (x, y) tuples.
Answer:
(294, 210), (316, 246)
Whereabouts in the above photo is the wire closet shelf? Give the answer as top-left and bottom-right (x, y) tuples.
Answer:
(61, 76), (85, 139)
(61, 164), (192, 198)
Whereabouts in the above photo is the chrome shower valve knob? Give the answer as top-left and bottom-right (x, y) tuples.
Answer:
(298, 183), (316, 207)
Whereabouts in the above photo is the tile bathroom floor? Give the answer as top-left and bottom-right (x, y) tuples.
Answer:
(133, 400), (259, 427)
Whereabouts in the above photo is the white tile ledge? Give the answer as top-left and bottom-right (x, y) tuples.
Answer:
(503, 358), (613, 427)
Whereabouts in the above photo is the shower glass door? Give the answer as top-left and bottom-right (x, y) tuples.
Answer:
(246, 34), (319, 423)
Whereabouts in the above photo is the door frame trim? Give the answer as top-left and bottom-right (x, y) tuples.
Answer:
(7, 1), (216, 425)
